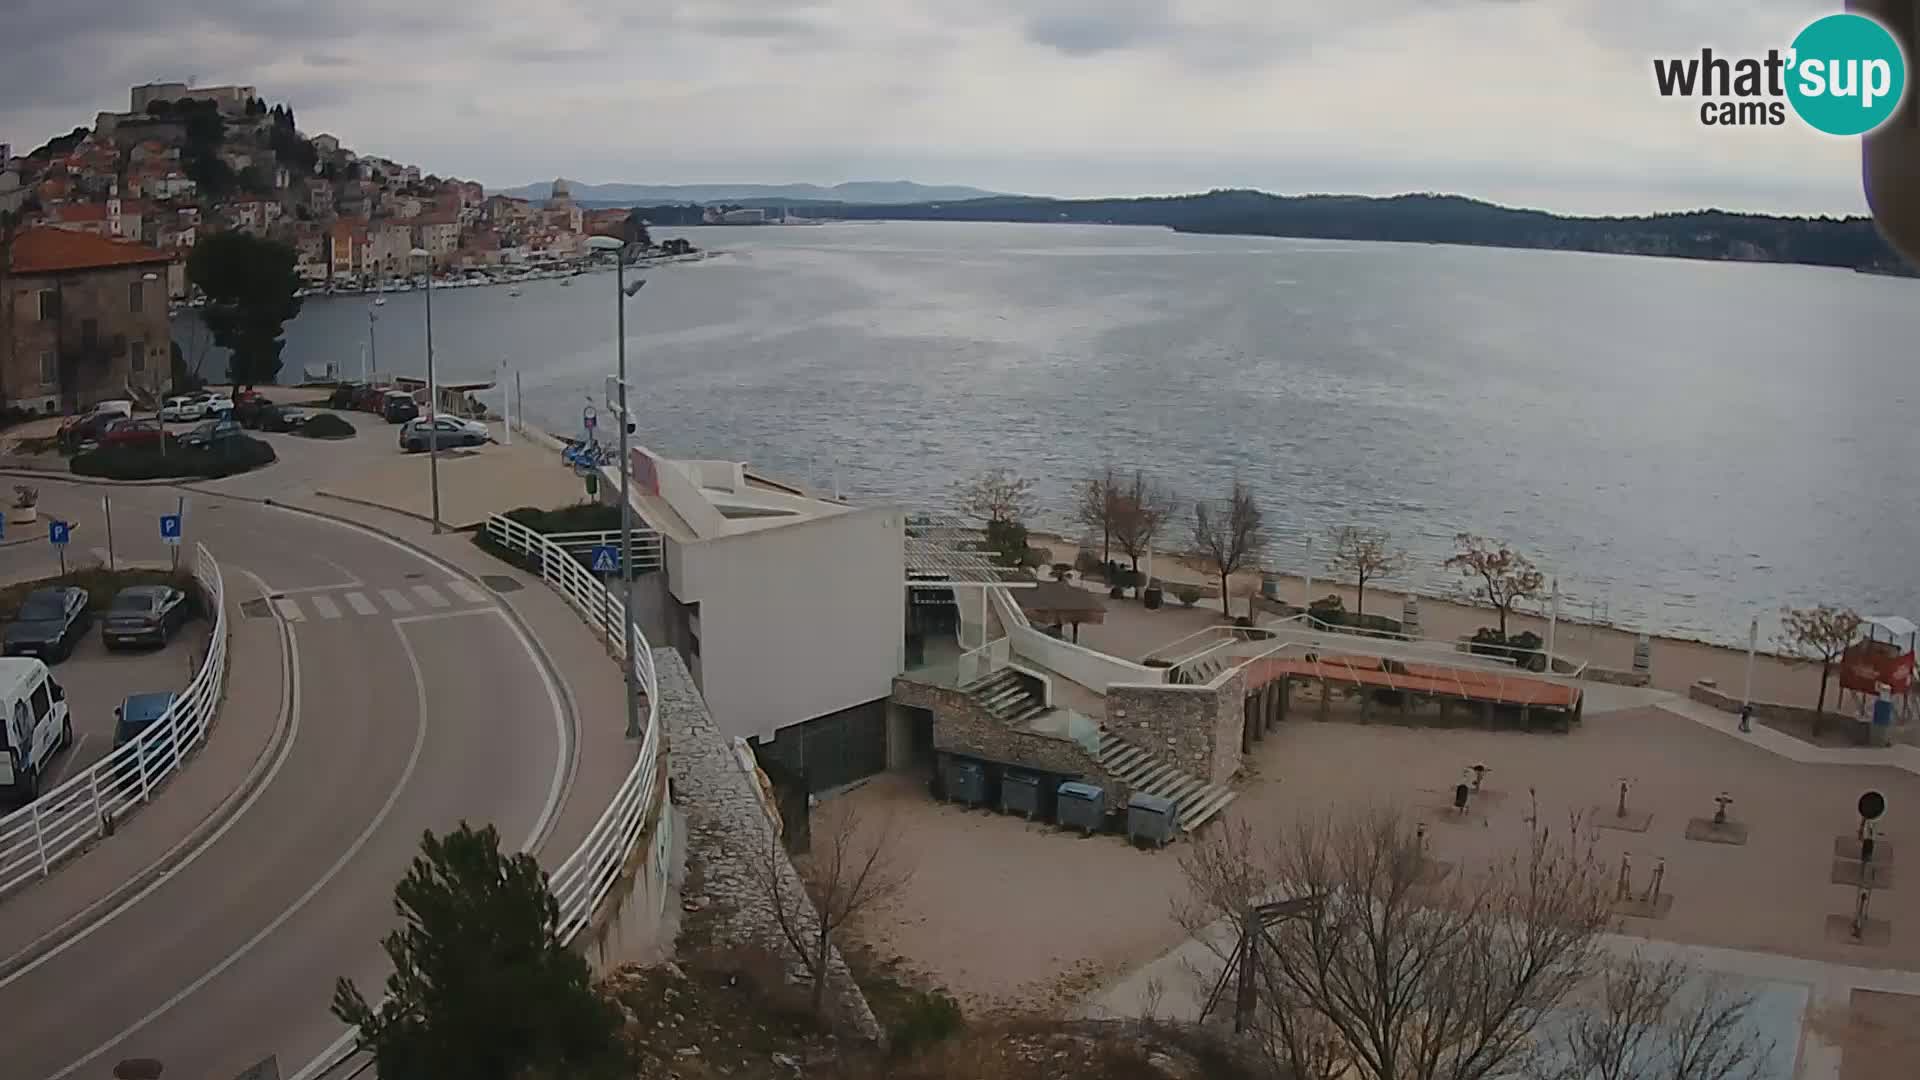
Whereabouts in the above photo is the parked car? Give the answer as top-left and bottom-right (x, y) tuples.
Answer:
(233, 395), (270, 428)
(4, 587), (90, 662)
(102, 585), (191, 650)
(203, 394), (235, 416)
(258, 405), (312, 433)
(100, 418), (166, 449)
(179, 417), (243, 449)
(112, 691), (179, 750)
(382, 391), (420, 423)
(400, 416), (490, 452)
(161, 396), (206, 422)
(328, 383), (365, 410)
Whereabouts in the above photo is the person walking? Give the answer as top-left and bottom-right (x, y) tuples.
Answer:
(1738, 702), (1753, 733)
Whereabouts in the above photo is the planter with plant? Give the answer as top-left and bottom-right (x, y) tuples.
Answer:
(1177, 585), (1201, 607)
(10, 485), (38, 525)
(1051, 563), (1075, 582)
(1109, 584), (1126, 599)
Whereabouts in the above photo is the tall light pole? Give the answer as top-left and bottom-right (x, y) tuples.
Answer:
(587, 233), (646, 738)
(410, 248), (441, 533)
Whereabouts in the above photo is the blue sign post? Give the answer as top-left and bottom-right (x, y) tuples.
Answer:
(160, 514), (182, 545)
(48, 520), (70, 575)
(589, 545), (619, 575)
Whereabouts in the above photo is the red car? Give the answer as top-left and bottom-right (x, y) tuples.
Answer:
(100, 418), (165, 448)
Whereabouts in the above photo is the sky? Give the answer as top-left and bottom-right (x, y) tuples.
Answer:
(0, 0), (1883, 216)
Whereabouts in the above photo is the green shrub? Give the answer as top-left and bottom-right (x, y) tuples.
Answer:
(889, 990), (964, 1056)
(1177, 586), (1201, 607)
(505, 502), (622, 533)
(71, 435), (276, 480)
(297, 412), (356, 439)
(1074, 550), (1101, 576)
(1308, 594), (1346, 625)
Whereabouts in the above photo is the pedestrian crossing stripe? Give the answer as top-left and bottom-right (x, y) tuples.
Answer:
(378, 589), (413, 613)
(308, 594), (341, 620)
(345, 592), (379, 616)
(264, 583), (493, 622)
(411, 584), (450, 609)
(445, 579), (489, 604)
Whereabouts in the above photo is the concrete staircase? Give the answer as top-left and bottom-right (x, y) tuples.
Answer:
(962, 668), (1049, 726)
(1096, 731), (1238, 832)
(1172, 654), (1228, 685)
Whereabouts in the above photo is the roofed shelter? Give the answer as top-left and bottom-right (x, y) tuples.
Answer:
(1017, 579), (1107, 643)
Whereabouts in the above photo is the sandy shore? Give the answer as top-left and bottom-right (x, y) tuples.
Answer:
(1030, 530), (1865, 713)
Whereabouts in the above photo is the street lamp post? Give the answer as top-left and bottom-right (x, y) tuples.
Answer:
(410, 248), (441, 533)
(587, 234), (647, 738)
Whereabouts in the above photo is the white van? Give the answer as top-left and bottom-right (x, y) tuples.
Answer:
(0, 658), (72, 808)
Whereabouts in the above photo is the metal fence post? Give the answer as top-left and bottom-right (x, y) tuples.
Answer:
(136, 725), (152, 803)
(31, 802), (49, 877)
(90, 768), (106, 837)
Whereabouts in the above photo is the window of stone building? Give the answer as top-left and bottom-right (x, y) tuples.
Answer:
(130, 340), (146, 373)
(81, 319), (98, 349)
(128, 280), (143, 313)
(37, 290), (58, 321)
(39, 351), (55, 386)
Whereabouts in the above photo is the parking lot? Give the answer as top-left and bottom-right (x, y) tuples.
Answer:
(34, 616), (211, 790)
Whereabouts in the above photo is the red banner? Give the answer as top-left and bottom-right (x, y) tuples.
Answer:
(1841, 641), (1916, 694)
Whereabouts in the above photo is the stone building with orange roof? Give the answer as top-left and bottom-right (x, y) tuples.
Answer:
(0, 227), (175, 411)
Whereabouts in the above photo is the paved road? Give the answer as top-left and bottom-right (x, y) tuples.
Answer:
(0, 479), (573, 1079)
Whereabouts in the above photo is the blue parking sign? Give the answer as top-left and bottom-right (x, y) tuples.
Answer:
(589, 545), (619, 574)
(48, 521), (69, 546)
(160, 514), (183, 546)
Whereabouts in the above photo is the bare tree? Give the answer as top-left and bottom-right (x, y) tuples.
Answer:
(1777, 605), (1863, 730)
(1113, 470), (1180, 584)
(1074, 464), (1121, 569)
(1193, 480), (1264, 618)
(1326, 526), (1408, 620)
(953, 467), (1035, 526)
(1445, 533), (1545, 638)
(1547, 949), (1770, 1080)
(753, 799), (912, 1021)
(1176, 806), (1619, 1080)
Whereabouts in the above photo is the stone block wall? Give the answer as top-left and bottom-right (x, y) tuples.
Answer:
(891, 675), (1118, 803)
(1105, 668), (1246, 787)
(660, 650), (883, 1042)
(1688, 680), (1829, 729)
(1582, 666), (1652, 688)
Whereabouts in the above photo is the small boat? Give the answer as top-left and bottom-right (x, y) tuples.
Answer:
(373, 296), (387, 307)
(508, 288), (522, 298)
(560, 278), (571, 287)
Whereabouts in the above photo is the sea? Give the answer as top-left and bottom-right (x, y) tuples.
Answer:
(210, 220), (1920, 648)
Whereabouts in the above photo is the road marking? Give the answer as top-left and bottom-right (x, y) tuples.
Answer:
(44, 733), (90, 789)
(344, 591), (378, 616)
(271, 597), (304, 622)
(2, 569), (302, 993)
(444, 578), (488, 605)
(48, 617), (429, 1080)
(411, 583), (450, 609)
(378, 588), (413, 613)
(308, 594), (341, 620)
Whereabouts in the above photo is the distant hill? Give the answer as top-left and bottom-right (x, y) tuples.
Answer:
(812, 190), (1913, 275)
(494, 179), (1010, 205)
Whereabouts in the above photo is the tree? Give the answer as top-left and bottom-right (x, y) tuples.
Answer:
(187, 231), (303, 388)
(1778, 605), (1863, 728)
(953, 466), (1035, 526)
(1549, 950), (1770, 1080)
(1176, 807), (1618, 1080)
(1193, 479), (1264, 617)
(1326, 526), (1407, 620)
(331, 823), (630, 1080)
(1074, 464), (1121, 568)
(1112, 470), (1179, 583)
(753, 800), (911, 1021)
(1445, 533), (1544, 638)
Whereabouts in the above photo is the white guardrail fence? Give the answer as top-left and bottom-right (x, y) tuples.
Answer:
(483, 512), (664, 942)
(0, 542), (227, 898)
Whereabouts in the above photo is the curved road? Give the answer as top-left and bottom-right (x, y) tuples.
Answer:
(0, 480), (573, 1079)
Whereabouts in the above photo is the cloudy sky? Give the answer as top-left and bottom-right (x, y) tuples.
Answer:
(0, 0), (1880, 215)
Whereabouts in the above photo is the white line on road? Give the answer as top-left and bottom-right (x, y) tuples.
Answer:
(344, 591), (378, 616)
(44, 734), (90, 789)
(444, 578), (489, 605)
(49, 608), (432, 1080)
(411, 584), (450, 609)
(271, 597), (304, 622)
(378, 588), (413, 613)
(308, 594), (341, 620)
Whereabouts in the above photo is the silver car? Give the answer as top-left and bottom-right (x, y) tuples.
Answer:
(102, 585), (191, 650)
(400, 416), (491, 453)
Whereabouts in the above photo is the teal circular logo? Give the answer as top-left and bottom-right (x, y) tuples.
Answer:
(1786, 13), (1908, 136)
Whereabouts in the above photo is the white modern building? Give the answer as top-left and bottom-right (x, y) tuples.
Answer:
(608, 445), (906, 790)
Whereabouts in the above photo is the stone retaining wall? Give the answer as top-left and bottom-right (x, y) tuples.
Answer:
(1106, 668), (1246, 786)
(892, 676), (1117, 802)
(1688, 680), (1826, 728)
(659, 650), (883, 1042)
(1583, 666), (1652, 688)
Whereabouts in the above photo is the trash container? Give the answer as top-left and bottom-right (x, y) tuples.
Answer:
(1057, 781), (1105, 835)
(1127, 792), (1179, 848)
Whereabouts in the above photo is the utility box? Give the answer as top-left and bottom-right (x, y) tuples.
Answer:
(945, 758), (987, 807)
(1002, 771), (1043, 819)
(1057, 781), (1105, 835)
(1128, 792), (1179, 848)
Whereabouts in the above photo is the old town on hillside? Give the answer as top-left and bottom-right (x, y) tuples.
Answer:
(0, 80), (654, 413)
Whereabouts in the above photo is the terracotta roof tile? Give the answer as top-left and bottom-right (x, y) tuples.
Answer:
(9, 226), (174, 274)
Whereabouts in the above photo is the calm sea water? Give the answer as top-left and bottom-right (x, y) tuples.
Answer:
(243, 221), (1920, 646)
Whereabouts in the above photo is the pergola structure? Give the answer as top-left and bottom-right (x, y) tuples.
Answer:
(1016, 580), (1106, 643)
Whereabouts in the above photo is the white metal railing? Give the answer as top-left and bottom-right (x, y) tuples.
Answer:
(482, 512), (664, 942)
(539, 528), (664, 572)
(956, 636), (1010, 687)
(0, 543), (228, 899)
